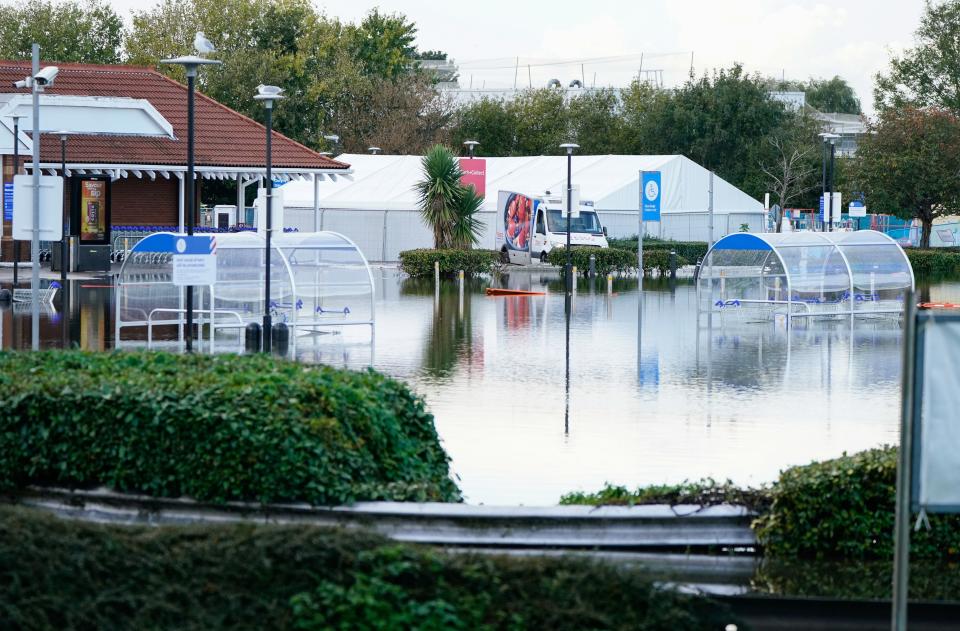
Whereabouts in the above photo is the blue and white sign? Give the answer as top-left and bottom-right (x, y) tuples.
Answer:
(641, 171), (661, 221)
(172, 235), (217, 286)
(849, 199), (866, 218)
(3, 183), (13, 224)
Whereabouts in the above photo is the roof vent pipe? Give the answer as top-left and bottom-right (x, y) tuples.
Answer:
(569, 79), (583, 89)
(547, 78), (561, 89)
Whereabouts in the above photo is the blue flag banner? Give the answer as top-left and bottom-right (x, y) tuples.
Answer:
(642, 171), (661, 222)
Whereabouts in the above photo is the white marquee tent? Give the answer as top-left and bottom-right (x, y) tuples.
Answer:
(282, 153), (764, 262)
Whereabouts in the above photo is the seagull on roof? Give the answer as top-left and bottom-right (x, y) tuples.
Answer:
(194, 31), (216, 55)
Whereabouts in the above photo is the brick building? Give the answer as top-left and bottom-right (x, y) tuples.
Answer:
(0, 61), (349, 260)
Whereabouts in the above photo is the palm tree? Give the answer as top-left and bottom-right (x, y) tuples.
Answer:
(416, 145), (463, 249)
(450, 185), (484, 249)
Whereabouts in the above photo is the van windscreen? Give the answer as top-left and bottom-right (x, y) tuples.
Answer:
(545, 209), (603, 234)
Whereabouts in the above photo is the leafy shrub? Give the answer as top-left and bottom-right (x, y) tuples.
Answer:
(0, 351), (460, 505)
(903, 247), (960, 276)
(608, 237), (708, 264)
(560, 479), (771, 513)
(546, 246), (638, 276)
(754, 447), (960, 560)
(0, 506), (742, 630)
(399, 248), (499, 278)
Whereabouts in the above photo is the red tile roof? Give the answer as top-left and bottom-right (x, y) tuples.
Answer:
(0, 61), (348, 170)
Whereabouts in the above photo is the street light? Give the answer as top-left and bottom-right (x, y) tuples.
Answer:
(56, 130), (74, 283)
(322, 133), (339, 155)
(160, 45), (221, 353)
(819, 132), (840, 232)
(368, 146), (381, 155)
(559, 143), (579, 307)
(254, 84), (284, 352)
(9, 114), (22, 285)
(463, 140), (479, 157)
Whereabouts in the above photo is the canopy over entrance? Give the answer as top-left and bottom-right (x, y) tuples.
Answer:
(697, 230), (914, 319)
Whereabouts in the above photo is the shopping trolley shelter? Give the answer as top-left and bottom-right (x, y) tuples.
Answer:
(697, 230), (915, 319)
(0, 61), (350, 269)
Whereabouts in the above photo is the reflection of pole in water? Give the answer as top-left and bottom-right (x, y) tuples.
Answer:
(706, 310), (713, 427)
(458, 270), (464, 320)
(565, 290), (571, 436)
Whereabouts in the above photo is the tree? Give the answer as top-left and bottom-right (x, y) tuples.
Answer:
(345, 9), (417, 79)
(566, 89), (626, 153)
(760, 114), (823, 231)
(418, 146), (461, 249)
(875, 0), (960, 112)
(0, 0), (123, 64)
(507, 89), (569, 155)
(852, 107), (960, 247)
(806, 76), (861, 114)
(451, 98), (517, 156)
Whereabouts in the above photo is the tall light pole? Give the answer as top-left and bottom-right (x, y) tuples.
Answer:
(322, 133), (339, 156)
(161, 48), (220, 353)
(56, 131), (71, 283)
(10, 114), (21, 285)
(254, 84), (284, 352)
(560, 143), (579, 310)
(819, 132), (839, 232)
(463, 140), (479, 157)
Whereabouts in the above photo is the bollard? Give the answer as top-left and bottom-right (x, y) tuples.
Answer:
(244, 322), (262, 353)
(669, 250), (677, 279)
(434, 260), (440, 286)
(271, 322), (290, 356)
(458, 269), (464, 283)
(572, 265), (577, 277)
(606, 273), (613, 294)
(589, 254), (596, 278)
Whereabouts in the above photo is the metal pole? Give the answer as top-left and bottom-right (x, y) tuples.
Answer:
(60, 135), (67, 283)
(828, 142), (836, 233)
(708, 171), (715, 248)
(185, 68), (196, 353)
(821, 139), (827, 231)
(12, 116), (19, 285)
(262, 103), (273, 352)
(312, 172), (319, 232)
(638, 170), (644, 289)
(565, 150), (572, 312)
(892, 291), (917, 631)
(31, 44), (41, 351)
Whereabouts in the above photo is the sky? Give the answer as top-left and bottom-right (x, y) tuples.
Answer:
(108, 0), (928, 116)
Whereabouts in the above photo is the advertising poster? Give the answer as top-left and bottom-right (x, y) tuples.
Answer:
(459, 158), (486, 197)
(500, 191), (537, 264)
(80, 179), (106, 241)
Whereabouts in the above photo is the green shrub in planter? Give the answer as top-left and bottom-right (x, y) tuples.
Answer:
(754, 447), (960, 560)
(0, 351), (460, 505)
(398, 249), (499, 278)
(903, 247), (960, 277)
(607, 237), (708, 264)
(0, 506), (742, 630)
(546, 247), (638, 276)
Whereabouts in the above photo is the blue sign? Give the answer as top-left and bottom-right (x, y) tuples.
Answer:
(133, 233), (216, 254)
(2, 183), (12, 223)
(641, 171), (661, 221)
(819, 195), (825, 222)
(272, 179), (287, 188)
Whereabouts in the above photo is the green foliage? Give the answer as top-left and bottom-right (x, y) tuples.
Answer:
(0, 351), (460, 505)
(754, 447), (960, 560)
(0, 0), (123, 64)
(805, 76), (862, 114)
(759, 112), (825, 214)
(904, 247), (960, 276)
(398, 249), (498, 278)
(416, 146), (484, 249)
(608, 238), (709, 265)
(546, 247), (641, 276)
(875, 0), (960, 112)
(560, 479), (771, 513)
(852, 107), (960, 247)
(345, 9), (417, 79)
(0, 506), (741, 630)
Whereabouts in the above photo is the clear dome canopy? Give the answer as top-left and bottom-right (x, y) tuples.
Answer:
(697, 230), (914, 320)
(115, 231), (375, 352)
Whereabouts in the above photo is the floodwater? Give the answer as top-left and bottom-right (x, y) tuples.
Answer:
(7, 270), (959, 505)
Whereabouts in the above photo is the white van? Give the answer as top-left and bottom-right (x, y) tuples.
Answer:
(495, 190), (608, 264)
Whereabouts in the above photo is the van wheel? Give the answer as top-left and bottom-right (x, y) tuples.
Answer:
(541, 252), (549, 264)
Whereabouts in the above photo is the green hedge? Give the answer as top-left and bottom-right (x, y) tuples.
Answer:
(903, 247), (960, 276)
(399, 249), (499, 278)
(608, 237), (709, 264)
(0, 351), (460, 505)
(0, 506), (742, 630)
(562, 447), (960, 560)
(754, 447), (960, 560)
(546, 246), (687, 276)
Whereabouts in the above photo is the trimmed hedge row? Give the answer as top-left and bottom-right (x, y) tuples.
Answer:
(0, 351), (460, 505)
(903, 247), (960, 276)
(0, 506), (742, 630)
(546, 246), (688, 276)
(399, 248), (499, 278)
(608, 237), (709, 264)
(563, 447), (960, 560)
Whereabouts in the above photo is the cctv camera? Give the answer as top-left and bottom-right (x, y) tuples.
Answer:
(33, 66), (59, 86)
(13, 78), (30, 89)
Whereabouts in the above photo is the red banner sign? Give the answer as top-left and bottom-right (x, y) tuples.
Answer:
(459, 158), (486, 197)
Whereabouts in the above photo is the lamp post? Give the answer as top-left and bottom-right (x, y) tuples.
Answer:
(818, 132), (839, 232)
(463, 140), (479, 157)
(559, 143), (579, 310)
(56, 131), (71, 283)
(322, 134), (339, 155)
(368, 146), (381, 155)
(10, 114), (21, 285)
(160, 50), (221, 353)
(254, 84), (284, 352)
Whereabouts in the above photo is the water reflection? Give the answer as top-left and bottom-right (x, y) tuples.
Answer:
(7, 272), (960, 505)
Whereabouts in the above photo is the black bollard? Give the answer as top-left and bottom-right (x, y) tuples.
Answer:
(0, 289), (11, 303)
(589, 254), (596, 278)
(244, 322), (262, 353)
(271, 322), (290, 356)
(669, 250), (677, 279)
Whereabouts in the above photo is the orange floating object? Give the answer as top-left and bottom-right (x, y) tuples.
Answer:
(918, 302), (960, 309)
(485, 288), (545, 296)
